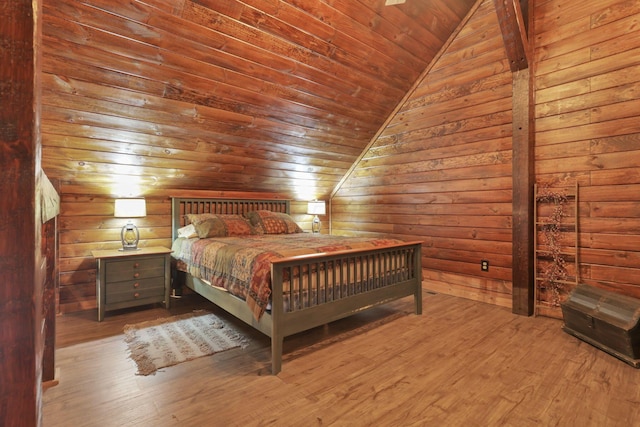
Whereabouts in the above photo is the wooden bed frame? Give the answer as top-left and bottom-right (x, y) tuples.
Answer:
(171, 197), (423, 374)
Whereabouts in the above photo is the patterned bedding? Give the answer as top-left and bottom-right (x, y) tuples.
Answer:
(171, 233), (405, 320)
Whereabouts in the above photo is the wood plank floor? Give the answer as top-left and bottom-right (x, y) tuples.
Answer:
(43, 291), (640, 426)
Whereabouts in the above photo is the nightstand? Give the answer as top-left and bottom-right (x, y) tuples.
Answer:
(92, 247), (172, 321)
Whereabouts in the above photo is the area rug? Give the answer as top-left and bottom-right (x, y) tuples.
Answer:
(124, 310), (248, 376)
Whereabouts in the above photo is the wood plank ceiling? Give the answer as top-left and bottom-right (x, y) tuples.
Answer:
(41, 0), (476, 200)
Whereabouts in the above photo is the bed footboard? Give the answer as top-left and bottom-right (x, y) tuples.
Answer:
(269, 241), (422, 374)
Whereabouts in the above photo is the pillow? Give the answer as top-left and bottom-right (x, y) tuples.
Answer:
(185, 213), (218, 226)
(193, 214), (260, 238)
(245, 210), (303, 234)
(177, 223), (197, 238)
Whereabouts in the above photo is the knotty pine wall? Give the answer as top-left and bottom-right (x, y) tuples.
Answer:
(334, 0), (514, 308)
(334, 0), (640, 315)
(534, 0), (640, 302)
(52, 0), (640, 315)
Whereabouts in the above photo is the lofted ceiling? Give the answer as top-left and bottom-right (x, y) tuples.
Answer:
(41, 0), (477, 200)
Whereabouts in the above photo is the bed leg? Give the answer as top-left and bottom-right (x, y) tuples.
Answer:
(271, 336), (283, 375)
(415, 284), (423, 315)
(171, 267), (185, 298)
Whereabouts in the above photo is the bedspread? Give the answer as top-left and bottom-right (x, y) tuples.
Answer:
(171, 234), (405, 320)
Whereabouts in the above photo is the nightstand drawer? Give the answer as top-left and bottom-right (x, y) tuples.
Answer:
(106, 276), (165, 296)
(106, 282), (166, 305)
(106, 257), (165, 282)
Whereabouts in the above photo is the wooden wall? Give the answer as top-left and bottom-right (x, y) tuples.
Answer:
(334, 0), (640, 314)
(39, 0), (472, 199)
(534, 0), (640, 304)
(334, 0), (515, 308)
(48, 0), (640, 315)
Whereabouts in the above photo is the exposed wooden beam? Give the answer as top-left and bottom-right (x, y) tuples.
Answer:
(493, 0), (529, 71)
(1, 0), (43, 424)
(519, 0), (529, 33)
(511, 68), (535, 316)
(502, 0), (534, 315)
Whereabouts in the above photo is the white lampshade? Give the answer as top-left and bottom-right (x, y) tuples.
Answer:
(307, 200), (326, 215)
(114, 198), (146, 218)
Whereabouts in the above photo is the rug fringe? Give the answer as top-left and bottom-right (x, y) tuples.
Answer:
(221, 328), (250, 349)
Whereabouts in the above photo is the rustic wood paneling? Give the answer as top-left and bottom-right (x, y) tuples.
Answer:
(331, 0), (640, 314)
(37, 0), (640, 315)
(333, 0), (514, 308)
(532, 0), (640, 314)
(39, 0), (476, 312)
(41, 0), (475, 200)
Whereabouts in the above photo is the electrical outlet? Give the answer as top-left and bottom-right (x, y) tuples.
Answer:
(481, 260), (489, 271)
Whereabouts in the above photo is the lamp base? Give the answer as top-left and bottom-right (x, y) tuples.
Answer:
(120, 223), (140, 251)
(312, 216), (321, 233)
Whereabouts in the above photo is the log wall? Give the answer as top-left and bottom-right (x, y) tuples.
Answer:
(333, 0), (515, 308)
(534, 0), (640, 309)
(40, 0), (471, 199)
(335, 0), (640, 313)
(48, 0), (640, 315)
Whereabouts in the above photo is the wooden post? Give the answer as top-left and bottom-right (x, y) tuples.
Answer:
(511, 68), (535, 315)
(493, 0), (529, 71)
(494, 0), (535, 315)
(0, 0), (43, 425)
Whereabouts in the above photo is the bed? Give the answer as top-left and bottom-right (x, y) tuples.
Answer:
(171, 197), (423, 374)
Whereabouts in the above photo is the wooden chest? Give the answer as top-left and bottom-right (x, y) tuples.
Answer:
(561, 284), (640, 368)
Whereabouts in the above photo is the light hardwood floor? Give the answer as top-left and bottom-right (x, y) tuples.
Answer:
(43, 291), (640, 426)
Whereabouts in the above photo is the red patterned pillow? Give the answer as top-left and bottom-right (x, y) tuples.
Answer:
(245, 210), (303, 234)
(192, 214), (260, 238)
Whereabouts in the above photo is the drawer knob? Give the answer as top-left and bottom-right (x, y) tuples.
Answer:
(133, 262), (140, 268)
(134, 292), (140, 298)
(133, 273), (140, 278)
(133, 282), (140, 288)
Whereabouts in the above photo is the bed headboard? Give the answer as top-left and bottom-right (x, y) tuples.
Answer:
(171, 197), (291, 241)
